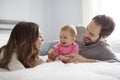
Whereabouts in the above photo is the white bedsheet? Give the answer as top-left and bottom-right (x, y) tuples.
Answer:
(0, 54), (120, 80)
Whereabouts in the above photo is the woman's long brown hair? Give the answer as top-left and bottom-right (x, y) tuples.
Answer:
(0, 22), (40, 68)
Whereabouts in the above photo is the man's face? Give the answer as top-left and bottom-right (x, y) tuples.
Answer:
(83, 20), (102, 45)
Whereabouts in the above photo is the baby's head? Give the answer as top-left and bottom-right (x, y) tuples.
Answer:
(60, 25), (77, 46)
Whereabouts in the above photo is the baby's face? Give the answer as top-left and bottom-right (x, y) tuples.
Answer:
(60, 30), (75, 47)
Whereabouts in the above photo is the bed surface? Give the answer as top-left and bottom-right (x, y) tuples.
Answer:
(0, 53), (120, 80)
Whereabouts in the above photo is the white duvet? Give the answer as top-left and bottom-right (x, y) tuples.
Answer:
(0, 54), (120, 80)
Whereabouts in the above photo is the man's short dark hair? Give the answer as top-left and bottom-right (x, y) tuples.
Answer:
(92, 15), (115, 37)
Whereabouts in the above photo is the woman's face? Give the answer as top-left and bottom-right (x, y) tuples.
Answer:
(36, 30), (44, 49)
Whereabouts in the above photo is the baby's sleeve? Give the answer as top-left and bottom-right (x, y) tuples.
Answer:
(71, 43), (79, 54)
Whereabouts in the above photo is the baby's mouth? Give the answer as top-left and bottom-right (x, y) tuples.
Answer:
(62, 42), (66, 44)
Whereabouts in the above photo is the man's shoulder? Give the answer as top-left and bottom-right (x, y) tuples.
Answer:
(75, 26), (85, 35)
(94, 41), (113, 54)
(75, 26), (85, 43)
(75, 25), (85, 31)
(95, 41), (116, 60)
(97, 41), (110, 47)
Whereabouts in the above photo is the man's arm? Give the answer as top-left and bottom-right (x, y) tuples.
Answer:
(59, 54), (96, 63)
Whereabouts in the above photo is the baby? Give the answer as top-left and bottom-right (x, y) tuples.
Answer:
(47, 25), (79, 63)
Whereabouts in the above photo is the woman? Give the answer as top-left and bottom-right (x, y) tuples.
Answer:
(0, 22), (44, 71)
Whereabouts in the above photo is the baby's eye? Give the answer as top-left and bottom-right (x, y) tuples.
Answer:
(60, 36), (62, 39)
(64, 36), (67, 39)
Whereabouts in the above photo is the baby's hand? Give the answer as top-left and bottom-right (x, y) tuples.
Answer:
(55, 57), (62, 63)
(57, 55), (71, 63)
(48, 49), (58, 60)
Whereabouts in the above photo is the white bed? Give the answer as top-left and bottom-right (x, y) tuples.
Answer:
(0, 53), (120, 80)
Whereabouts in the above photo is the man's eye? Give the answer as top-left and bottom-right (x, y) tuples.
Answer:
(90, 33), (94, 37)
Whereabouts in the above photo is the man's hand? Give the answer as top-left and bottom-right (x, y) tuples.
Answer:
(60, 54), (96, 63)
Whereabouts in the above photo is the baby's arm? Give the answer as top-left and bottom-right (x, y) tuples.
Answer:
(71, 42), (79, 54)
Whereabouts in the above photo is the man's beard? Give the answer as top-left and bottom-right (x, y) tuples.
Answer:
(84, 36), (100, 46)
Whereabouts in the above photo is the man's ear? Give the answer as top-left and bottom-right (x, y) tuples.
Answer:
(101, 36), (108, 39)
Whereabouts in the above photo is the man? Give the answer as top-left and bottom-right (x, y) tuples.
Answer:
(41, 15), (119, 63)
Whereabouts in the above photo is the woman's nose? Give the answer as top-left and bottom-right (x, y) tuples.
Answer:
(41, 36), (44, 42)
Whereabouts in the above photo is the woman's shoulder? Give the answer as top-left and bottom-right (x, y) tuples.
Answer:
(7, 53), (25, 71)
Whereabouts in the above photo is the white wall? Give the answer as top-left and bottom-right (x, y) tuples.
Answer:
(0, 0), (45, 47)
(82, 0), (93, 27)
(82, 0), (101, 27)
(43, 0), (82, 41)
(0, 0), (45, 31)
(0, 0), (82, 43)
